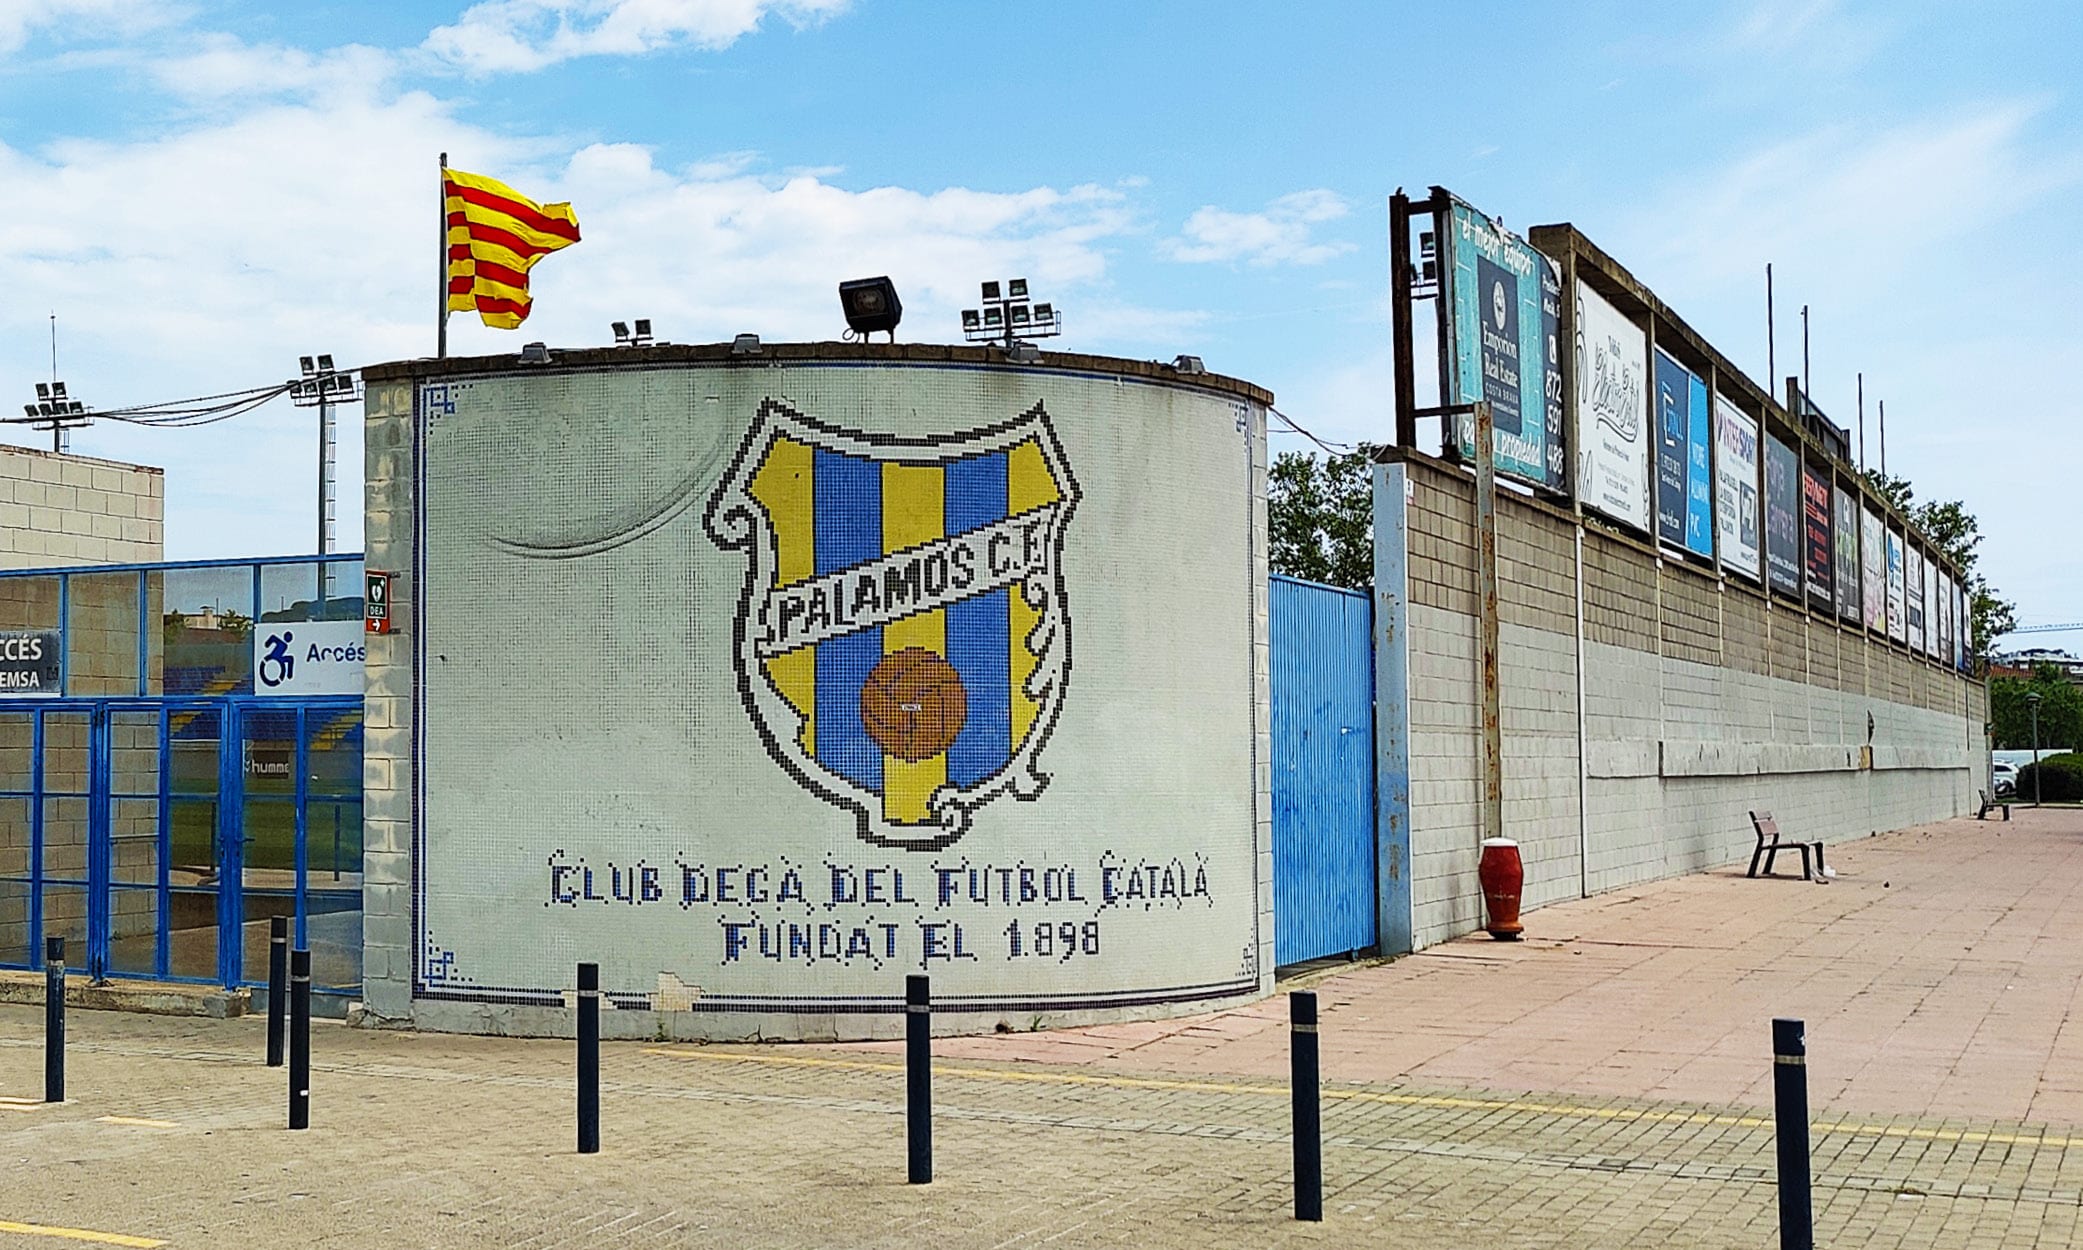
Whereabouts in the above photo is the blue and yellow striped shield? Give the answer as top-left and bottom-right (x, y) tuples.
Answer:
(705, 400), (1080, 849)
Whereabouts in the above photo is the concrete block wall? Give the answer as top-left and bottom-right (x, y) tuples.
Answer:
(0, 449), (162, 569)
(1396, 455), (1982, 948)
(359, 380), (414, 1022)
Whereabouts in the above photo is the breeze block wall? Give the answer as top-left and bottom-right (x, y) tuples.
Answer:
(1394, 453), (1981, 949)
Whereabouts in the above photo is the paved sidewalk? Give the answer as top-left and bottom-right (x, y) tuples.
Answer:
(850, 811), (2083, 1123)
(4, 1006), (2083, 1249)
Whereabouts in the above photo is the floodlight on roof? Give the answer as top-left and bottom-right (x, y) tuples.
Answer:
(838, 276), (903, 342)
(34, 383), (49, 400)
(1007, 278), (1028, 299)
(980, 280), (1002, 302)
(299, 356), (316, 376)
(731, 333), (763, 356)
(520, 341), (552, 364)
(961, 309), (981, 331)
(316, 354), (334, 372)
(1171, 355), (1207, 375)
(633, 319), (651, 339)
(49, 382), (66, 401)
(612, 321), (630, 341)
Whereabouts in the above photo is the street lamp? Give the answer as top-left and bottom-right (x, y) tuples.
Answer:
(2027, 691), (2044, 807)
(289, 355), (362, 605)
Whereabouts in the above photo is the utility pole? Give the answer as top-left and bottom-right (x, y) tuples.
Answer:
(290, 356), (361, 604)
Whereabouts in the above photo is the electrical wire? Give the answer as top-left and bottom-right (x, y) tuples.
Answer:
(1268, 405), (1354, 456)
(7, 377), (313, 432)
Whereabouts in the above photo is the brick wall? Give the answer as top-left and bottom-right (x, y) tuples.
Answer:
(1392, 456), (1982, 948)
(0, 448), (162, 569)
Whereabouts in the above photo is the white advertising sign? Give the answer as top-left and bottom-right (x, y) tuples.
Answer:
(1574, 281), (1650, 533)
(1886, 530), (1908, 643)
(253, 619), (366, 697)
(1712, 397), (1761, 581)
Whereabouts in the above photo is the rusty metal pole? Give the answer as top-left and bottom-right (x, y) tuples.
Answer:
(1390, 191), (1417, 449)
(1474, 401), (1504, 847)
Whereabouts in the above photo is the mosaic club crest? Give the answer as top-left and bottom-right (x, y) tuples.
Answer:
(703, 400), (1081, 850)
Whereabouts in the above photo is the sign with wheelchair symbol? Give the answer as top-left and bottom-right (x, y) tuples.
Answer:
(252, 620), (366, 697)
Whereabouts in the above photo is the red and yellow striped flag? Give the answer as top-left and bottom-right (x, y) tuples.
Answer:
(444, 166), (581, 330)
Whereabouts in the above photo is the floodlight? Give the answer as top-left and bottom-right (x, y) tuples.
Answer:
(1032, 302), (1053, 321)
(1007, 278), (1029, 299)
(634, 319), (651, 339)
(1010, 304), (1031, 326)
(611, 321), (630, 341)
(961, 309), (981, 331)
(520, 341), (552, 364)
(34, 383), (49, 400)
(1419, 231), (1436, 257)
(1172, 355), (1206, 375)
(22, 405), (35, 417)
(981, 281), (1002, 302)
(49, 382), (66, 401)
(731, 333), (763, 356)
(983, 307), (1004, 327)
(838, 276), (903, 340)
(316, 354), (334, 372)
(299, 356), (316, 376)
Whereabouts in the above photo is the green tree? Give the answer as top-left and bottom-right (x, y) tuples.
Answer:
(1269, 445), (1380, 590)
(1990, 663), (2083, 751)
(1861, 468), (2012, 658)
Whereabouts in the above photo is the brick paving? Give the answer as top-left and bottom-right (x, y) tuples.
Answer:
(2, 811), (2082, 1247)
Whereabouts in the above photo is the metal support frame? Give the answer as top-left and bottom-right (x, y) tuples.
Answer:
(1473, 402), (1505, 847)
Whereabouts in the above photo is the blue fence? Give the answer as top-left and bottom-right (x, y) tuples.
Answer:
(1269, 575), (1377, 966)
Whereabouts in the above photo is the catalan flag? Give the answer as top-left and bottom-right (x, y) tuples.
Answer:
(443, 165), (580, 331)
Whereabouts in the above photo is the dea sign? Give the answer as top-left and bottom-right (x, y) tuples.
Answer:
(253, 620), (365, 697)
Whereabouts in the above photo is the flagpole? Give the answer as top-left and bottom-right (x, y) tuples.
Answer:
(437, 152), (449, 360)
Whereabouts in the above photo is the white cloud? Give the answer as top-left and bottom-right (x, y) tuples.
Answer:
(1162, 189), (1353, 267)
(0, 0), (182, 55)
(148, 35), (397, 103)
(425, 0), (850, 74)
(0, 87), (1160, 558)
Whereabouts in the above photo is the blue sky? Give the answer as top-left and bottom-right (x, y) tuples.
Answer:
(1, 0), (2078, 641)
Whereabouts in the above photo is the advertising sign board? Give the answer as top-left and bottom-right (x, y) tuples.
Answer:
(1653, 349), (1688, 548)
(1764, 434), (1800, 596)
(1861, 508), (1886, 630)
(1802, 464), (1833, 611)
(1445, 200), (1563, 490)
(0, 631), (60, 696)
(1575, 282), (1650, 532)
(1713, 398), (1760, 581)
(1906, 547), (1926, 652)
(1833, 485), (1859, 621)
(1886, 530), (1908, 643)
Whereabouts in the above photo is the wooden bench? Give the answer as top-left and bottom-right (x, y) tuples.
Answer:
(1977, 789), (2011, 821)
(1748, 810), (1828, 883)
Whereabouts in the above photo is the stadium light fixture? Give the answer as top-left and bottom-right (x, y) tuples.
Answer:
(612, 319), (654, 348)
(838, 277), (903, 342)
(962, 276), (1063, 352)
(732, 333), (763, 356)
(16, 379), (91, 451)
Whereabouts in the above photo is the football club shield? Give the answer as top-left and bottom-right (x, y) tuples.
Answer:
(704, 399), (1080, 850)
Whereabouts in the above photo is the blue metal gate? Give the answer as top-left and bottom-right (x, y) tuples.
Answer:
(1270, 574), (1376, 965)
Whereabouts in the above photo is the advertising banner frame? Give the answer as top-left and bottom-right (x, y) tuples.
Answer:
(1801, 462), (1833, 612)
(1712, 397), (1760, 581)
(1763, 434), (1801, 598)
(1441, 196), (1564, 492)
(1575, 281), (1651, 533)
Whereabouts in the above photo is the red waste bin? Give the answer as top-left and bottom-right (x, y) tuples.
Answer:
(1479, 837), (1523, 940)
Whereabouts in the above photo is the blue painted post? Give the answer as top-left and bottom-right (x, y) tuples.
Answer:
(43, 936), (64, 1103)
(1291, 990), (1322, 1221)
(1773, 1017), (1812, 1250)
(1372, 461), (1415, 956)
(906, 974), (931, 1184)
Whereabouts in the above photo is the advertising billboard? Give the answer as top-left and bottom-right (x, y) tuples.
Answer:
(1764, 434), (1801, 597)
(1801, 464), (1833, 611)
(1861, 508), (1886, 630)
(1713, 398), (1760, 581)
(1832, 484), (1859, 621)
(1653, 349), (1687, 548)
(1886, 529), (1908, 643)
(1575, 282), (1650, 532)
(1685, 371), (1712, 557)
(1445, 199), (1564, 491)
(1906, 547), (1926, 652)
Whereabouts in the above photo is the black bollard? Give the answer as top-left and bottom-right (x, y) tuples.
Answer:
(1773, 1017), (1812, 1250)
(288, 948), (311, 1130)
(1291, 990), (1322, 1222)
(577, 962), (600, 1155)
(906, 974), (931, 1184)
(43, 936), (64, 1104)
(266, 916), (289, 1068)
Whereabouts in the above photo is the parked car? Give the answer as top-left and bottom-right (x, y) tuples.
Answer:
(1992, 761), (2018, 798)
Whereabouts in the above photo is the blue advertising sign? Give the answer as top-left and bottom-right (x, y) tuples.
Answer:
(1653, 349), (1687, 547)
(1445, 199), (1564, 491)
(1764, 434), (1801, 596)
(1652, 349), (1713, 558)
(1684, 370), (1712, 558)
